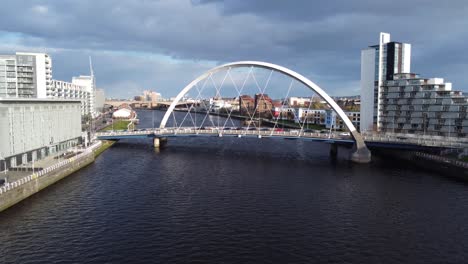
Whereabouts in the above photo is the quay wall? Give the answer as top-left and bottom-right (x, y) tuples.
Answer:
(372, 149), (468, 180)
(0, 142), (102, 213)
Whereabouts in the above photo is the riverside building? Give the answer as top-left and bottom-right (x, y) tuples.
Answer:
(360, 33), (411, 132)
(0, 52), (98, 117)
(360, 33), (468, 137)
(0, 98), (82, 171)
(379, 73), (467, 137)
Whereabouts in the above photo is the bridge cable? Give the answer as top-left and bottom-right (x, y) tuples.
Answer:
(195, 76), (218, 129)
(245, 68), (275, 135)
(270, 79), (294, 137)
(209, 69), (230, 130)
(250, 69), (276, 135)
(222, 67), (253, 130)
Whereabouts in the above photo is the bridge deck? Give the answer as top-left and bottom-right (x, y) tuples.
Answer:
(95, 127), (468, 151)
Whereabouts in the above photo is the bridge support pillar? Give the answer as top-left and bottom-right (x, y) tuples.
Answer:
(153, 137), (167, 148)
(350, 145), (371, 163)
(329, 144), (338, 158)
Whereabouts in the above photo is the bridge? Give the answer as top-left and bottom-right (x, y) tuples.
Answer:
(96, 61), (468, 163)
(105, 100), (197, 110)
(95, 127), (468, 152)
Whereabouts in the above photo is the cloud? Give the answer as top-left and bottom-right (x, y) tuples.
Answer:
(0, 0), (467, 98)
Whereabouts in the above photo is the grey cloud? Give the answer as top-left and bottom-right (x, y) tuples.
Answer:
(0, 0), (467, 98)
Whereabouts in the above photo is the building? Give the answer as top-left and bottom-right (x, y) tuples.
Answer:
(360, 33), (411, 131)
(72, 75), (96, 117)
(298, 109), (326, 125)
(0, 98), (82, 171)
(360, 33), (468, 137)
(254, 94), (274, 114)
(94, 89), (105, 113)
(239, 95), (255, 115)
(198, 97), (235, 113)
(379, 73), (467, 137)
(0, 52), (98, 117)
(143, 90), (161, 102)
(325, 110), (361, 130)
(288, 97), (312, 107)
(0, 52), (52, 98)
(50, 80), (91, 116)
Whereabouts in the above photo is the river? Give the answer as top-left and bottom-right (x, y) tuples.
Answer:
(1, 110), (467, 263)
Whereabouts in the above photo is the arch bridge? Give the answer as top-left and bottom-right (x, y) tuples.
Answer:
(98, 61), (372, 163)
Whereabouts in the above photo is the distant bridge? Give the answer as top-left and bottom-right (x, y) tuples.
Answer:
(105, 100), (197, 109)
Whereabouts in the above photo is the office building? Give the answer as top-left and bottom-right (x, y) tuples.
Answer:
(360, 33), (411, 131)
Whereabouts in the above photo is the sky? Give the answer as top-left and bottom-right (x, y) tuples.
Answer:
(0, 0), (467, 99)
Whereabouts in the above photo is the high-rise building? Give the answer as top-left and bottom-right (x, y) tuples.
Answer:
(0, 52), (52, 98)
(360, 33), (468, 137)
(0, 52), (98, 117)
(379, 74), (467, 137)
(72, 75), (96, 117)
(360, 33), (411, 131)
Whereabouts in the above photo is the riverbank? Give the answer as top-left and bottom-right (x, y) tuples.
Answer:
(0, 141), (105, 213)
(100, 120), (132, 131)
(173, 109), (327, 130)
(94, 140), (116, 157)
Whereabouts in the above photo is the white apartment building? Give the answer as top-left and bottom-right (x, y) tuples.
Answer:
(0, 52), (52, 98)
(360, 33), (411, 131)
(288, 97), (311, 106)
(379, 73), (467, 137)
(72, 75), (97, 117)
(0, 52), (98, 117)
(50, 80), (91, 116)
(360, 33), (468, 137)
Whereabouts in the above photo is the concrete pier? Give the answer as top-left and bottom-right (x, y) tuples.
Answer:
(350, 145), (372, 163)
(153, 137), (168, 148)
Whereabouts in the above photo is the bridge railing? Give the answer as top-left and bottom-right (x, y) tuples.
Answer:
(95, 127), (468, 149)
(362, 133), (468, 148)
(414, 152), (468, 169)
(96, 127), (351, 140)
(0, 141), (102, 196)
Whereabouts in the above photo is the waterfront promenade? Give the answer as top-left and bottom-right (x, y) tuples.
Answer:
(0, 141), (103, 212)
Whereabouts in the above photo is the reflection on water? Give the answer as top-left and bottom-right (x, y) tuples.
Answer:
(1, 110), (467, 264)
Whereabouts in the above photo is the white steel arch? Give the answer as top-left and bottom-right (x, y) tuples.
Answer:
(160, 61), (371, 163)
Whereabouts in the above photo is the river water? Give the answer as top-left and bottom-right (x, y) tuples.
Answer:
(1, 110), (468, 264)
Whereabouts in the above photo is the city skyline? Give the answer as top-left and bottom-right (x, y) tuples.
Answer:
(0, 0), (468, 98)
